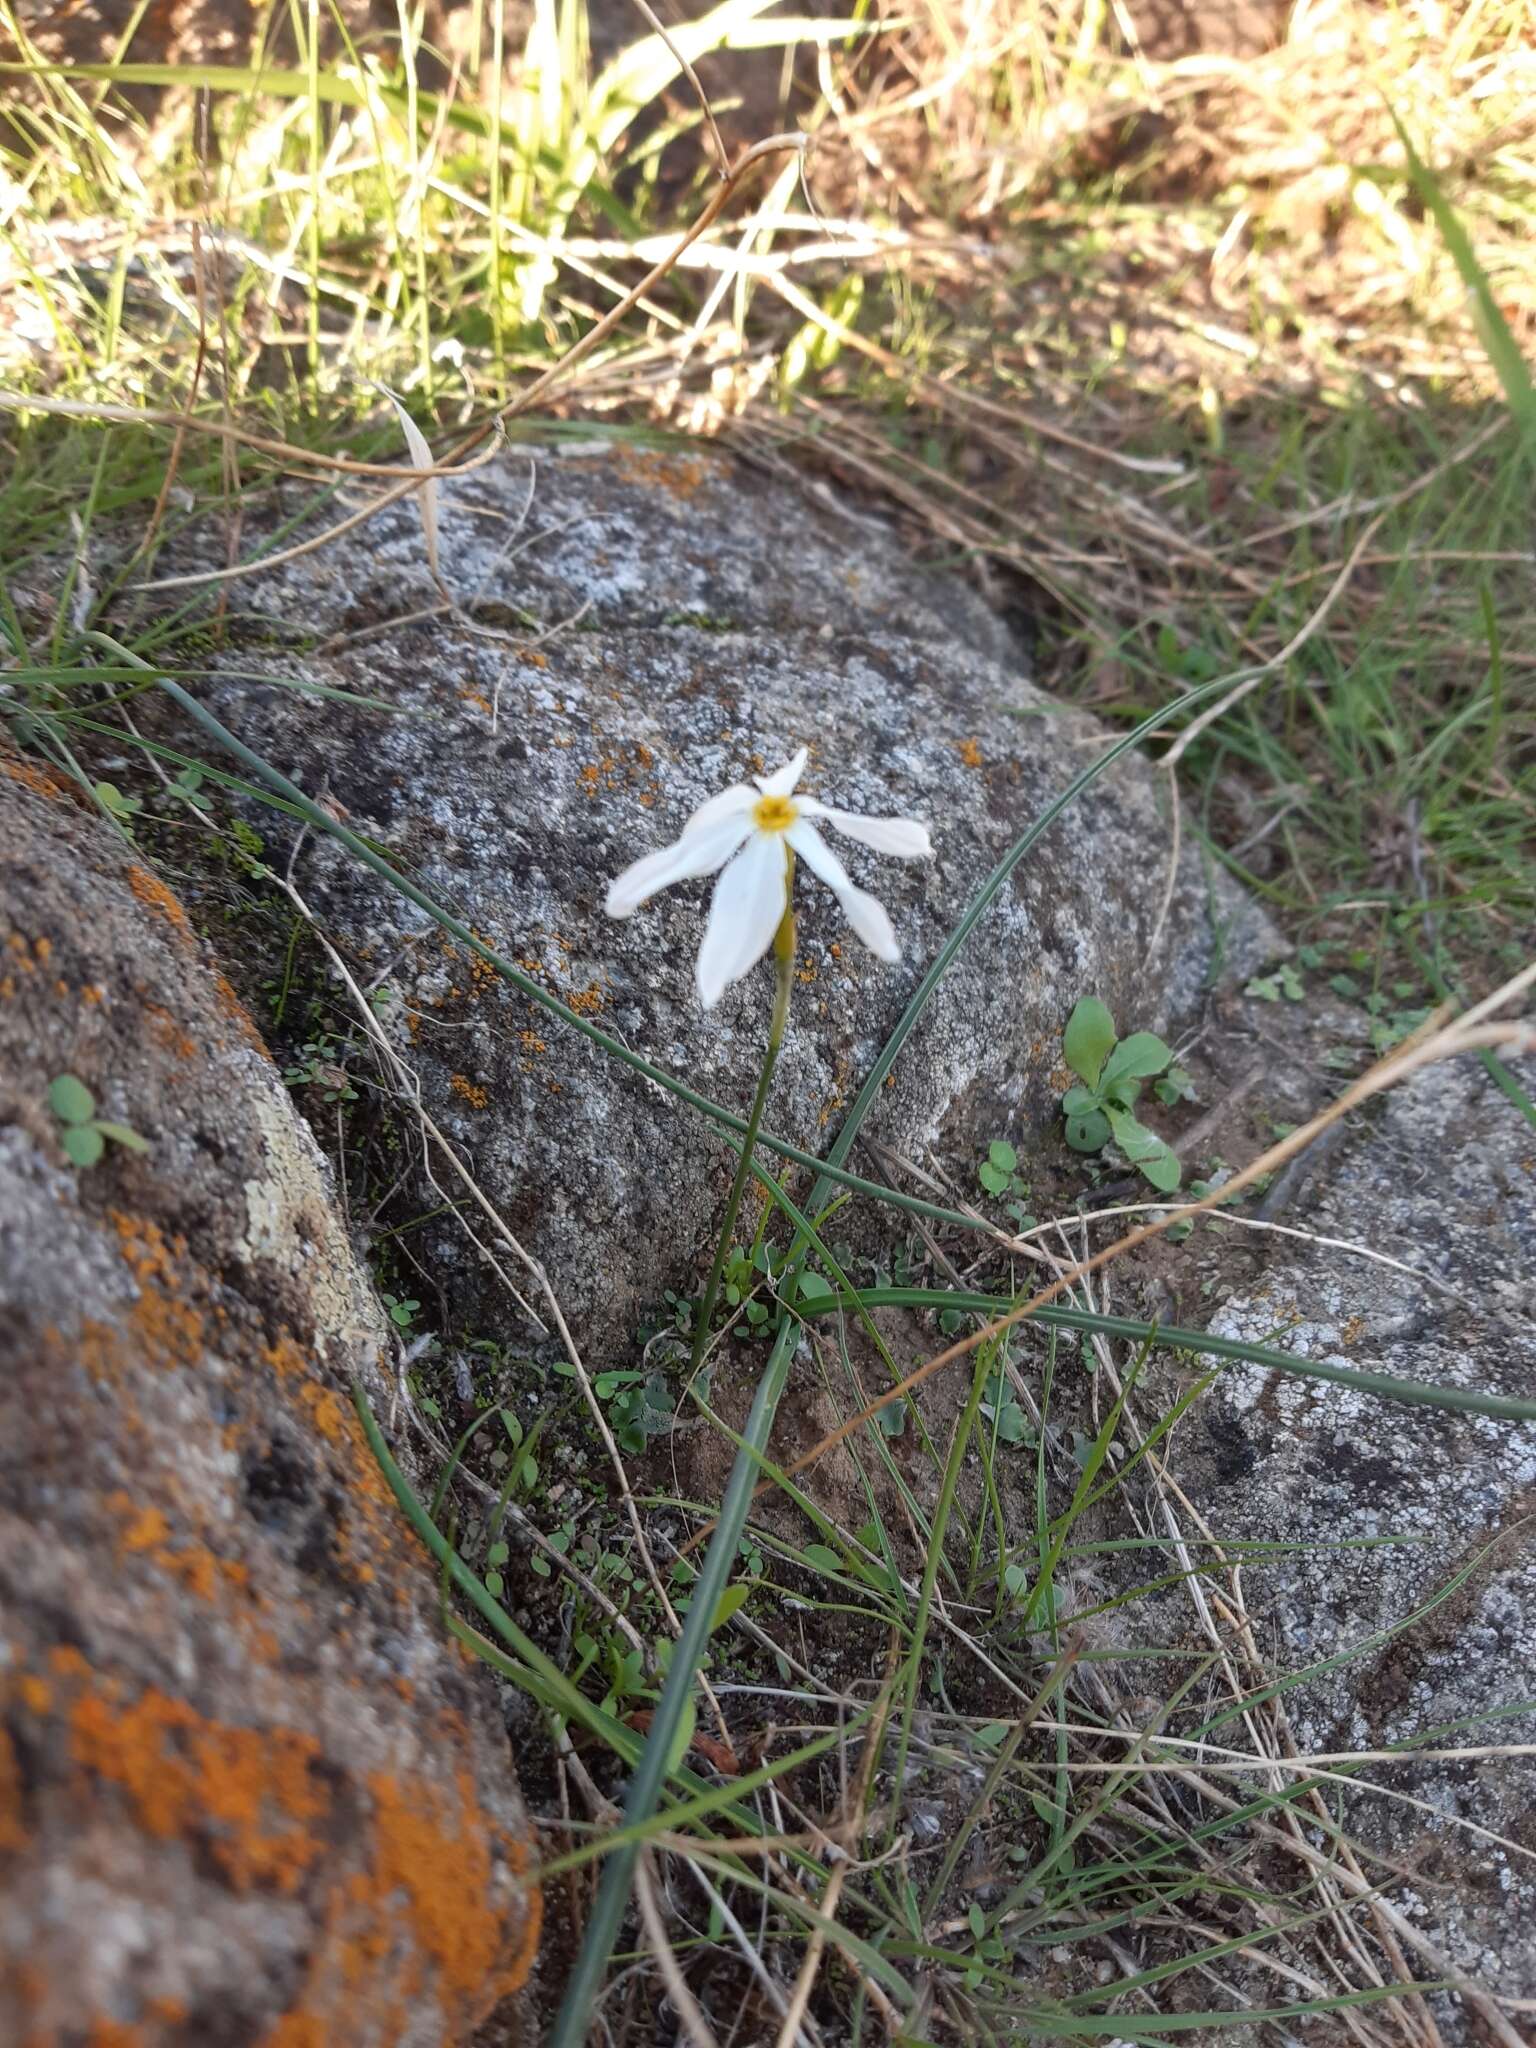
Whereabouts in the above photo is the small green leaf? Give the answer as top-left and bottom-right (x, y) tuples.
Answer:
(1064, 1108), (1111, 1153)
(978, 1160), (1009, 1194)
(486, 1541), (510, 1567)
(49, 1074), (95, 1124)
(994, 1404), (1029, 1445)
(94, 780), (142, 820)
(1100, 1031), (1171, 1088)
(1137, 1147), (1183, 1193)
(1060, 1084), (1098, 1116)
(1153, 1065), (1196, 1107)
(987, 1139), (1018, 1173)
(802, 1542), (845, 1576)
(667, 1694), (697, 1776)
(93, 1121), (149, 1154)
(793, 1271), (834, 1307)
(709, 1582), (751, 1633)
(975, 1721), (1010, 1749)
(1106, 1107), (1182, 1192)
(485, 1570), (504, 1598)
(61, 1123), (105, 1168)
(1063, 997), (1117, 1088)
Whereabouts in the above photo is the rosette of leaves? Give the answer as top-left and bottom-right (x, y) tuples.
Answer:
(1059, 999), (1181, 1193)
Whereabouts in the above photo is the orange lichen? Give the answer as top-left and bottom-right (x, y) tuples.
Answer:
(143, 1002), (196, 1060)
(85, 2023), (146, 2048)
(0, 1726), (26, 1852)
(956, 736), (984, 769)
(566, 981), (604, 1015)
(18, 1676), (52, 1716)
(81, 982), (105, 1004)
(517, 1031), (545, 1055)
(458, 688), (493, 714)
(261, 2018), (329, 2048)
(450, 1073), (489, 1109)
(126, 864), (191, 933)
(262, 1333), (305, 1379)
(212, 970), (269, 1052)
(365, 1769), (540, 2002)
(111, 1210), (181, 1290)
(136, 1286), (205, 1370)
(614, 445), (711, 500)
(298, 1381), (346, 1444)
(69, 1681), (331, 1894)
(118, 1503), (172, 1554)
(104, 1490), (253, 1606)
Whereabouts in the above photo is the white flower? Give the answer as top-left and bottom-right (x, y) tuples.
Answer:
(605, 746), (933, 1008)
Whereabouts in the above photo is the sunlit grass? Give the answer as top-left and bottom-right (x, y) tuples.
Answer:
(3, 0), (1534, 2036)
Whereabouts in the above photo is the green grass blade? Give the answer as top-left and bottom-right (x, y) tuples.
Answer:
(798, 1287), (1536, 1424)
(1388, 109), (1536, 443)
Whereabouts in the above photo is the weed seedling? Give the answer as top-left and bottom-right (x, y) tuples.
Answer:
(977, 1139), (1037, 1226)
(1059, 997), (1181, 1192)
(47, 1074), (149, 1169)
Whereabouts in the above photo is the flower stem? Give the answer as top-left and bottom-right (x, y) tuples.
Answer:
(549, 899), (796, 2048)
(688, 900), (795, 1384)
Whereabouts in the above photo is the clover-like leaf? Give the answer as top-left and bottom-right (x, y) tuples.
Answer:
(1063, 997), (1117, 1089)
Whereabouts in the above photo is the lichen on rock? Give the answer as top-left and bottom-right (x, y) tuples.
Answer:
(0, 773), (539, 2046)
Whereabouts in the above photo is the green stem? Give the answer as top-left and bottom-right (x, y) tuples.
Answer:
(688, 899), (795, 1382)
(550, 902), (798, 2048)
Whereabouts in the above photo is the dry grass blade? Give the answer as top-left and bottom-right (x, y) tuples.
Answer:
(379, 385), (445, 598)
(635, 1851), (720, 2048)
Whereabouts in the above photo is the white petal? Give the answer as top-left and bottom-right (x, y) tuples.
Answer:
(788, 821), (902, 964)
(681, 783), (756, 838)
(840, 884), (901, 963)
(605, 816), (751, 918)
(752, 745), (808, 799)
(695, 833), (789, 1007)
(785, 818), (854, 895)
(800, 801), (932, 859)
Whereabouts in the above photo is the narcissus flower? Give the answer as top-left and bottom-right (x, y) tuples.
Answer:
(605, 746), (933, 1008)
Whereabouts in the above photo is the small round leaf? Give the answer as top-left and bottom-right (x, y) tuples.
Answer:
(48, 1074), (95, 1125)
(62, 1123), (105, 1169)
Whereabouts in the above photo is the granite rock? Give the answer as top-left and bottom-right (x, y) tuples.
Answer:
(161, 437), (1273, 1359)
(0, 760), (540, 2047)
